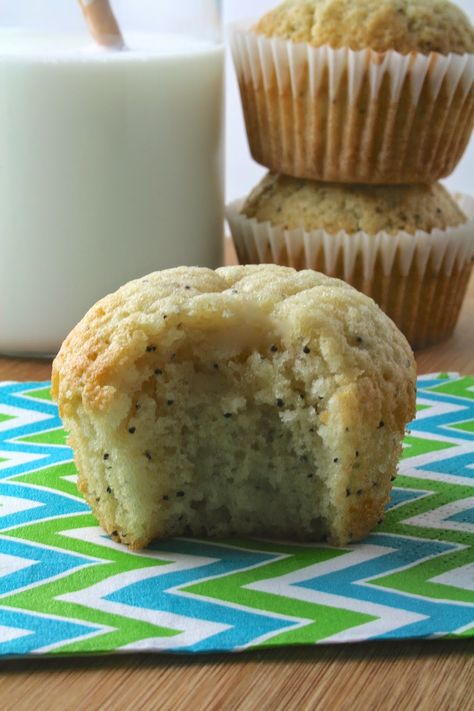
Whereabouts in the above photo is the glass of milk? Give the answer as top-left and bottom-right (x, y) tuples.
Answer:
(0, 1), (224, 356)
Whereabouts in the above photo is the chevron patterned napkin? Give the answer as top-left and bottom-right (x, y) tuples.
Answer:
(0, 373), (472, 657)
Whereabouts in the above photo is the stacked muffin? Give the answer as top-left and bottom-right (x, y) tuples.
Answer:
(227, 0), (474, 349)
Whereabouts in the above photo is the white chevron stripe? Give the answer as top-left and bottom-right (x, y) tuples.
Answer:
(417, 373), (461, 382)
(412, 399), (470, 424)
(404, 498), (474, 534)
(430, 562), (474, 592)
(244, 543), (426, 645)
(59, 530), (315, 650)
(0, 450), (45, 472)
(60, 525), (171, 558)
(400, 441), (474, 486)
(35, 626), (114, 655)
(58, 527), (230, 648)
(0, 403), (51, 433)
(59, 572), (230, 651)
(0, 623), (31, 644)
(118, 637), (183, 652)
(0, 494), (43, 519)
(0, 552), (34, 579)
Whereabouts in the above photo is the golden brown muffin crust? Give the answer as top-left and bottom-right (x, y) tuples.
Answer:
(254, 0), (474, 55)
(242, 173), (467, 235)
(52, 265), (416, 548)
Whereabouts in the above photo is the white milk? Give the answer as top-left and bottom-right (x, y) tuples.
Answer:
(0, 31), (224, 355)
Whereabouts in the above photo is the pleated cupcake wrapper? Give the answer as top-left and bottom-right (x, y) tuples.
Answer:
(230, 24), (474, 183)
(226, 195), (474, 349)
(226, 195), (474, 279)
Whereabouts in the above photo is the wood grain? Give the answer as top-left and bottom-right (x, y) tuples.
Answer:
(0, 249), (473, 711)
(1, 641), (473, 711)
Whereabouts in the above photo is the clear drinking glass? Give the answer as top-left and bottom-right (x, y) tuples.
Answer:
(0, 1), (224, 356)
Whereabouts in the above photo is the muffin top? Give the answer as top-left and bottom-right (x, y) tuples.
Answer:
(253, 0), (474, 55)
(242, 173), (467, 235)
(52, 265), (415, 429)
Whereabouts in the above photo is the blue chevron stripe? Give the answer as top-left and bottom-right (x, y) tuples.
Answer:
(0, 375), (472, 656)
(0, 382), (56, 414)
(446, 508), (474, 525)
(0, 448), (73, 481)
(0, 384), (85, 532)
(417, 375), (472, 394)
(417, 452), (474, 481)
(3, 418), (68, 442)
(0, 482), (88, 530)
(408, 395), (474, 439)
(106, 539), (296, 652)
(294, 533), (474, 639)
(416, 378), (448, 389)
(387, 488), (431, 510)
(0, 535), (98, 597)
(0, 606), (98, 656)
(0, 393), (71, 478)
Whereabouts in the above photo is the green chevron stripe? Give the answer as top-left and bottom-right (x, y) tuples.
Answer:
(426, 376), (474, 400)
(4, 458), (182, 651)
(18, 428), (68, 446)
(24, 387), (53, 402)
(1, 514), (180, 652)
(380, 476), (474, 547)
(9, 461), (83, 499)
(374, 476), (474, 605)
(446, 420), (474, 435)
(371, 547), (474, 604)
(402, 435), (455, 460)
(0, 413), (15, 424)
(183, 540), (374, 647)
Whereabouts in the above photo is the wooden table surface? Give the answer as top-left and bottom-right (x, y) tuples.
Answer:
(1, 261), (473, 711)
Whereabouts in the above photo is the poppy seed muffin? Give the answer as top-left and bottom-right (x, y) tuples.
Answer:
(52, 265), (416, 549)
(254, 0), (474, 55)
(227, 176), (474, 349)
(241, 174), (467, 235)
(230, 0), (474, 183)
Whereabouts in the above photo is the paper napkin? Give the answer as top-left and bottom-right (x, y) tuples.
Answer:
(0, 373), (472, 656)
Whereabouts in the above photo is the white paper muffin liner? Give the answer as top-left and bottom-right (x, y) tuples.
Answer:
(230, 24), (474, 184)
(226, 194), (474, 349)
